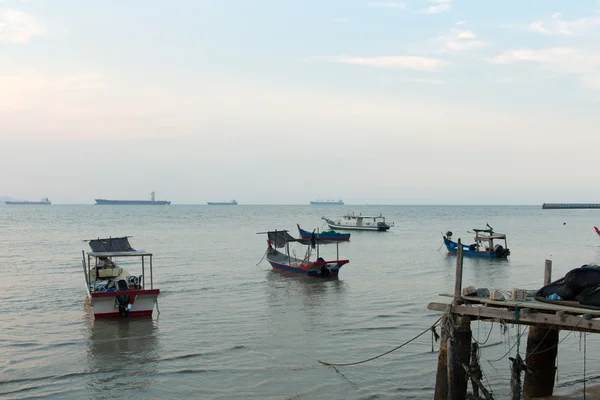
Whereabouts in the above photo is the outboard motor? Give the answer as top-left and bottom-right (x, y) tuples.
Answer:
(494, 245), (510, 258)
(115, 279), (131, 317)
(446, 231), (453, 239)
(127, 275), (140, 289)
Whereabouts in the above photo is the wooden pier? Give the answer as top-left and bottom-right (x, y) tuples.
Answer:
(429, 240), (600, 399)
(542, 202), (600, 209)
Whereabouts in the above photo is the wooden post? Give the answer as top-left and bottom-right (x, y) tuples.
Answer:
(434, 314), (449, 400)
(523, 326), (558, 399)
(544, 259), (552, 285)
(524, 260), (558, 399)
(447, 315), (472, 400)
(454, 239), (463, 300)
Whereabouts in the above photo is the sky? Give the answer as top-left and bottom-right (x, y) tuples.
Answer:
(1, 0), (600, 205)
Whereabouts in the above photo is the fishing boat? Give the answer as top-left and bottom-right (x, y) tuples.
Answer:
(442, 224), (510, 259)
(297, 224), (350, 241)
(322, 212), (393, 231)
(81, 236), (160, 318)
(257, 229), (349, 278)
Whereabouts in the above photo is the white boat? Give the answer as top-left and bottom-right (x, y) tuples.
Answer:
(322, 212), (394, 231)
(81, 236), (160, 318)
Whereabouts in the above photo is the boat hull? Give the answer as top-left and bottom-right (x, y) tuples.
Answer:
(266, 249), (348, 278)
(324, 222), (389, 231)
(443, 236), (509, 259)
(89, 289), (160, 318)
(5, 201), (51, 205)
(94, 199), (171, 205)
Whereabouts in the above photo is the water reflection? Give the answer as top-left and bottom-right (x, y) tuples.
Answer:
(442, 253), (510, 289)
(85, 318), (160, 395)
(264, 271), (347, 332)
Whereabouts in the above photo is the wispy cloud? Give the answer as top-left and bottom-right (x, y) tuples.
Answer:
(489, 47), (600, 89)
(335, 55), (447, 71)
(368, 2), (406, 9)
(0, 8), (44, 43)
(435, 29), (487, 52)
(403, 77), (445, 84)
(455, 20), (466, 25)
(528, 12), (600, 36)
(417, 0), (452, 14)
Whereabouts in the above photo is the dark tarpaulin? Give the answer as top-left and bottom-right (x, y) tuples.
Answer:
(267, 231), (296, 248)
(88, 237), (136, 253)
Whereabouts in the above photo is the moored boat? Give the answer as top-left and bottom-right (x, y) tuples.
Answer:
(258, 229), (349, 278)
(81, 236), (160, 318)
(322, 212), (393, 231)
(442, 224), (510, 259)
(297, 224), (350, 241)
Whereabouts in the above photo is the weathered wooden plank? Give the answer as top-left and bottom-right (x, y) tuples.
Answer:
(428, 302), (600, 333)
(438, 293), (600, 316)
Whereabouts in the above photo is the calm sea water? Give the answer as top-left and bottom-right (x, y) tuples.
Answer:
(1, 205), (600, 399)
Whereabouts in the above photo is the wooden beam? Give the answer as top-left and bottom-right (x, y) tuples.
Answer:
(428, 302), (600, 333)
(438, 293), (600, 316)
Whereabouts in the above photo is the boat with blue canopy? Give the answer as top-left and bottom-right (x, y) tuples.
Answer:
(297, 224), (350, 242)
(442, 224), (510, 259)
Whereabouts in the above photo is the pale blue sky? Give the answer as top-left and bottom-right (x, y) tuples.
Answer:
(1, 0), (599, 204)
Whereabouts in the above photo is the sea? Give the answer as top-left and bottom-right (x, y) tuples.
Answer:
(1, 204), (600, 399)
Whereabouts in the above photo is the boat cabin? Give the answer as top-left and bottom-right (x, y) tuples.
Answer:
(82, 236), (155, 294)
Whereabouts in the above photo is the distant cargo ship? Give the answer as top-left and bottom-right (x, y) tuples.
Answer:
(207, 200), (238, 205)
(542, 203), (600, 209)
(95, 192), (171, 205)
(310, 200), (344, 205)
(5, 197), (51, 205)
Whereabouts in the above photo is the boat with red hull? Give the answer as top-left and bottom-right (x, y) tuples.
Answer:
(82, 236), (160, 318)
(258, 229), (349, 278)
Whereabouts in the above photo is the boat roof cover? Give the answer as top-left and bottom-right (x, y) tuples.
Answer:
(268, 231), (297, 248)
(86, 237), (152, 257)
(266, 230), (343, 247)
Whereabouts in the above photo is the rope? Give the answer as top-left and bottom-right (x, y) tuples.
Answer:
(486, 326), (529, 363)
(526, 317), (583, 359)
(256, 249), (268, 266)
(473, 322), (494, 346)
(318, 316), (442, 367)
(583, 332), (587, 400)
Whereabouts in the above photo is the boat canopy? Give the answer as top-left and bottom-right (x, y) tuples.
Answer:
(475, 233), (506, 240)
(259, 230), (344, 248)
(342, 213), (386, 219)
(85, 236), (152, 257)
